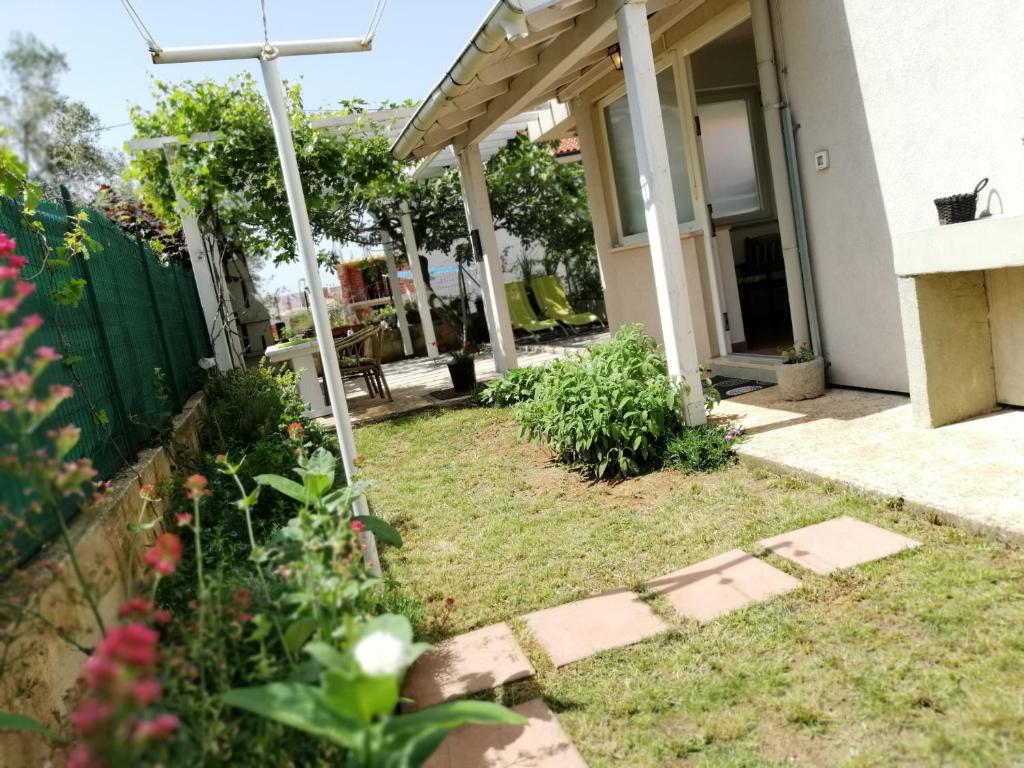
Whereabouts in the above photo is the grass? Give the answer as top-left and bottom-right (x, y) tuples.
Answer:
(358, 407), (1024, 767)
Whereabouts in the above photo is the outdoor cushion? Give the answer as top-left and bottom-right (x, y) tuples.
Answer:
(505, 281), (559, 333)
(531, 275), (601, 327)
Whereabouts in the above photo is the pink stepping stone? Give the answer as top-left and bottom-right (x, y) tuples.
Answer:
(759, 515), (920, 574)
(402, 623), (534, 711)
(647, 549), (801, 622)
(423, 698), (587, 768)
(523, 588), (668, 667)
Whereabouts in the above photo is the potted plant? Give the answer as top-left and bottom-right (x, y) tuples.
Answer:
(447, 339), (477, 392)
(777, 341), (825, 400)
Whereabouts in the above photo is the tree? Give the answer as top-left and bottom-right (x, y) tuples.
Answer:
(0, 32), (122, 196)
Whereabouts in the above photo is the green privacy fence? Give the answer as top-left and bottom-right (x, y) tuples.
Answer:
(0, 192), (212, 573)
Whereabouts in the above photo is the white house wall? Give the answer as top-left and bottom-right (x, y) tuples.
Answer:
(774, 0), (1024, 392)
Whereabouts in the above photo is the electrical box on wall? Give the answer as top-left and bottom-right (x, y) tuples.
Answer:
(814, 150), (830, 171)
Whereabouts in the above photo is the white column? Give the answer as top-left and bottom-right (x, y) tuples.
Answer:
(399, 201), (438, 358)
(259, 55), (380, 575)
(617, 1), (706, 425)
(162, 145), (239, 370)
(751, 0), (810, 348)
(379, 228), (414, 357)
(456, 144), (518, 373)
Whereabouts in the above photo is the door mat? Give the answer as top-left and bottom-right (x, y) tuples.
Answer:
(708, 376), (774, 400)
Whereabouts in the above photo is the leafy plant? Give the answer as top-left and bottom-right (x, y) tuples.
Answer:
(663, 424), (745, 473)
(780, 341), (814, 364)
(478, 364), (550, 407)
(514, 325), (690, 478)
(220, 614), (525, 768)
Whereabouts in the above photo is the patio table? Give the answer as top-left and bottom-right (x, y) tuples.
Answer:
(264, 339), (331, 418)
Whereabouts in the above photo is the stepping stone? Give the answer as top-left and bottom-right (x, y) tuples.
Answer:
(423, 698), (587, 768)
(647, 549), (801, 622)
(759, 515), (920, 574)
(402, 622), (534, 710)
(523, 588), (668, 667)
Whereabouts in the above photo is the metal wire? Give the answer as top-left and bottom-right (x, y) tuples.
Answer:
(259, 0), (271, 47)
(363, 0), (388, 44)
(120, 0), (161, 52)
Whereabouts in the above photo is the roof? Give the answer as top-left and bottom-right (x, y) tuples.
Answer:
(555, 135), (580, 157)
(390, 0), (736, 162)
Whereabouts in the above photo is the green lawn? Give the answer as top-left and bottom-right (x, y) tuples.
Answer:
(358, 407), (1024, 767)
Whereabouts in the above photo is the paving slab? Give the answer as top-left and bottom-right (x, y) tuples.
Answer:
(423, 698), (588, 768)
(401, 623), (534, 710)
(523, 588), (668, 667)
(759, 515), (920, 574)
(647, 549), (801, 622)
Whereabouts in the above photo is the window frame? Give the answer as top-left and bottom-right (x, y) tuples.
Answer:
(597, 53), (704, 248)
(694, 86), (776, 226)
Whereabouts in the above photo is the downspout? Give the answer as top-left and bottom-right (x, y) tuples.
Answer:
(750, 0), (814, 350)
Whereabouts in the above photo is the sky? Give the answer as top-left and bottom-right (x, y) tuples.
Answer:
(3, 0), (494, 293)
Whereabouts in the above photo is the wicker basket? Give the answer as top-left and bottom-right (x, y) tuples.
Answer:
(934, 178), (987, 225)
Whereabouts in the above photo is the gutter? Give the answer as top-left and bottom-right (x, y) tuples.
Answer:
(391, 0), (532, 160)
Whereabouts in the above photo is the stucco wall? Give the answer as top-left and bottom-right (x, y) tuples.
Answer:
(775, 0), (1024, 392)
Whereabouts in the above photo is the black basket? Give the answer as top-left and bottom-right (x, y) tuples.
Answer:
(934, 178), (987, 225)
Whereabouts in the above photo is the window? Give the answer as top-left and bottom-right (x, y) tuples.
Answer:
(603, 67), (695, 239)
(696, 98), (761, 219)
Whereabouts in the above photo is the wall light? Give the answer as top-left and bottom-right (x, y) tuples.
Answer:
(608, 43), (623, 71)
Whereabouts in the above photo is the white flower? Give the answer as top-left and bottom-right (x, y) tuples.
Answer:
(353, 631), (408, 677)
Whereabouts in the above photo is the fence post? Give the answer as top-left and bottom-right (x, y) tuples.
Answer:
(137, 236), (184, 411)
(58, 186), (134, 456)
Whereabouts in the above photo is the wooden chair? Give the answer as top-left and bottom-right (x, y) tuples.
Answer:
(334, 326), (392, 401)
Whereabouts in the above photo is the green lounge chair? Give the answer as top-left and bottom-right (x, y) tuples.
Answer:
(531, 275), (604, 329)
(505, 281), (561, 337)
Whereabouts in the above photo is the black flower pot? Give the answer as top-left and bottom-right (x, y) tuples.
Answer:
(447, 357), (476, 393)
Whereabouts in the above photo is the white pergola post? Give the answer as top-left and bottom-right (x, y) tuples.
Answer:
(456, 144), (517, 373)
(259, 55), (380, 574)
(162, 145), (241, 370)
(399, 201), (438, 357)
(378, 228), (414, 356)
(617, 1), (706, 425)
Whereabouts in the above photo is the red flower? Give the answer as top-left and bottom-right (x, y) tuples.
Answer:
(182, 473), (210, 500)
(445, 596), (456, 608)
(153, 609), (172, 624)
(69, 700), (113, 736)
(175, 512), (193, 526)
(132, 713), (180, 743)
(132, 677), (161, 706)
(81, 654), (119, 691)
(350, 519), (365, 533)
(96, 623), (160, 668)
(144, 533), (182, 576)
(139, 482), (157, 501)
(286, 421), (304, 439)
(117, 598), (154, 619)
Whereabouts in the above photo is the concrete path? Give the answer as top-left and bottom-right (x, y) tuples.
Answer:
(717, 387), (1024, 538)
(405, 517), (919, 766)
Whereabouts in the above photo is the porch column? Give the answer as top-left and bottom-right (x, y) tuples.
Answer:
(399, 201), (439, 358)
(163, 145), (241, 370)
(456, 144), (518, 373)
(751, 0), (811, 348)
(617, 1), (706, 425)
(378, 228), (414, 357)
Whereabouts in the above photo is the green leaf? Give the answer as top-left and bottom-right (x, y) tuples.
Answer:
(283, 618), (318, 656)
(356, 515), (403, 548)
(51, 278), (87, 308)
(255, 473), (312, 504)
(0, 712), (63, 743)
(385, 700), (527, 764)
(219, 683), (356, 748)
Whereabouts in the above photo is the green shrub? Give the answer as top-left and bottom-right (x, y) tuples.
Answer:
(514, 325), (686, 478)
(478, 364), (550, 407)
(663, 424), (745, 473)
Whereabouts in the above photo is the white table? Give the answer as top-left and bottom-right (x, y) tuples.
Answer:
(264, 340), (332, 418)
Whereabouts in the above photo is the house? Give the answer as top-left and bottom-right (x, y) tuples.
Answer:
(392, 0), (1024, 427)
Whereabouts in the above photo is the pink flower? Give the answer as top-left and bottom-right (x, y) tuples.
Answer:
(351, 519), (365, 533)
(117, 598), (154, 619)
(97, 623), (160, 668)
(35, 345), (61, 362)
(6, 254), (26, 269)
(286, 421), (304, 439)
(81, 654), (120, 691)
(144, 533), (182, 576)
(139, 482), (157, 501)
(183, 473), (210, 500)
(48, 383), (74, 400)
(132, 677), (161, 706)
(175, 512), (193, 526)
(152, 609), (172, 624)
(21, 314), (43, 330)
(69, 700), (114, 736)
(132, 713), (179, 743)
(66, 743), (100, 768)
(0, 234), (15, 256)
(14, 280), (34, 298)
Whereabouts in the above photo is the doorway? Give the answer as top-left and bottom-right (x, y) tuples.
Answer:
(689, 20), (794, 356)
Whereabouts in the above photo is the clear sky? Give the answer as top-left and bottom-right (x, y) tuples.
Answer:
(3, 0), (494, 293)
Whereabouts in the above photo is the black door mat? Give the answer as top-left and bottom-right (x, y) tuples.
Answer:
(708, 375), (774, 400)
